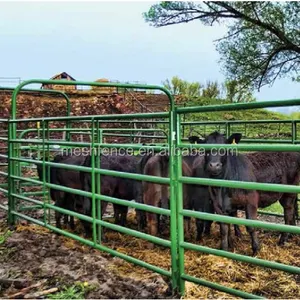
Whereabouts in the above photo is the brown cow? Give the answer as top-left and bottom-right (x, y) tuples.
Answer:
(142, 154), (193, 239)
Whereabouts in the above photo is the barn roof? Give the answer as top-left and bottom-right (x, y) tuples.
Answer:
(50, 72), (76, 81)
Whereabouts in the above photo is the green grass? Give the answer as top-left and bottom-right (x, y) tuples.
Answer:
(259, 199), (300, 216)
(180, 97), (292, 138)
(260, 202), (283, 214)
(0, 230), (12, 245)
(48, 282), (94, 300)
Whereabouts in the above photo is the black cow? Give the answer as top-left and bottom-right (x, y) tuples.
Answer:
(79, 153), (143, 237)
(35, 154), (85, 229)
(192, 131), (300, 255)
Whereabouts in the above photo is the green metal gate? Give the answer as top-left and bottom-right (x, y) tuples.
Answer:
(0, 79), (299, 298)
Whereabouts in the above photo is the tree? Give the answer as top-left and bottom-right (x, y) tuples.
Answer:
(162, 76), (255, 103)
(223, 80), (256, 103)
(144, 2), (300, 90)
(201, 80), (220, 99)
(162, 76), (201, 98)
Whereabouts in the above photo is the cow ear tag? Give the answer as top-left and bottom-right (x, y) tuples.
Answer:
(232, 138), (236, 145)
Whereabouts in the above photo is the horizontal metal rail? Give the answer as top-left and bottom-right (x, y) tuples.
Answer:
(0, 171), (8, 176)
(176, 98), (300, 114)
(10, 175), (170, 215)
(9, 139), (168, 151)
(181, 209), (300, 236)
(9, 112), (169, 123)
(18, 127), (169, 139)
(11, 156), (300, 197)
(179, 142), (300, 152)
(0, 204), (8, 211)
(181, 241), (300, 274)
(181, 274), (263, 299)
(180, 176), (300, 195)
(11, 191), (170, 247)
(10, 157), (170, 185)
(0, 187), (8, 194)
(19, 205), (43, 211)
(182, 119), (298, 125)
(12, 138), (300, 152)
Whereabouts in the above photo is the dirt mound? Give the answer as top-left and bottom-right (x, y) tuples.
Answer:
(0, 226), (173, 299)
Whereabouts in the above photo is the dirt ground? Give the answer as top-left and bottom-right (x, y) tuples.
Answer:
(0, 221), (173, 299)
(0, 185), (173, 299)
(0, 178), (299, 299)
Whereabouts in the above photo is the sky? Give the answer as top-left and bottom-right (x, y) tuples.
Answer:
(0, 1), (299, 113)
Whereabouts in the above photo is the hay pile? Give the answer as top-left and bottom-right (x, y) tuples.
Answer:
(104, 212), (300, 299)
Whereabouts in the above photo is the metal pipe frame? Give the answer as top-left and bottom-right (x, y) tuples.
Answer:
(1, 79), (299, 298)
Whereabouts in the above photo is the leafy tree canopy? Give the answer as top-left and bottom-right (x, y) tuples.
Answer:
(162, 76), (201, 98)
(144, 2), (300, 90)
(162, 76), (255, 103)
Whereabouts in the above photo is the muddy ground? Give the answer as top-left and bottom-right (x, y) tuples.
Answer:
(0, 186), (173, 299)
(0, 171), (299, 299)
(0, 222), (173, 299)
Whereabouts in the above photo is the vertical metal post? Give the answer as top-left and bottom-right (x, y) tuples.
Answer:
(175, 114), (185, 295)
(37, 121), (41, 160)
(169, 103), (179, 294)
(225, 122), (230, 138)
(96, 124), (102, 244)
(295, 121), (298, 144)
(7, 121), (16, 225)
(91, 118), (97, 245)
(292, 121), (297, 144)
(46, 121), (51, 225)
(182, 105), (186, 138)
(42, 120), (47, 225)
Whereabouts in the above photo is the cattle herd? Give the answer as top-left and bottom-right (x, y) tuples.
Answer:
(35, 131), (300, 255)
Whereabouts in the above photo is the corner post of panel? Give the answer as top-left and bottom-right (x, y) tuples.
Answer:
(163, 87), (180, 294)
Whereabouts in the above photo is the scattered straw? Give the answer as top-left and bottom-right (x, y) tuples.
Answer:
(103, 219), (300, 299)
(4, 214), (300, 299)
(16, 224), (50, 235)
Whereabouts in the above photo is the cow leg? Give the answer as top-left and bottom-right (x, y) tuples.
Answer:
(231, 210), (242, 238)
(83, 201), (109, 241)
(113, 204), (128, 226)
(227, 224), (234, 250)
(55, 211), (62, 229)
(63, 214), (68, 225)
(160, 184), (170, 230)
(54, 192), (65, 229)
(69, 197), (75, 230)
(82, 220), (92, 238)
(100, 201), (109, 242)
(146, 212), (158, 237)
(196, 219), (205, 241)
(204, 220), (213, 236)
(67, 193), (76, 230)
(144, 183), (161, 239)
(120, 206), (128, 227)
(245, 195), (260, 256)
(69, 216), (75, 230)
(114, 204), (121, 225)
(219, 222), (229, 251)
(184, 217), (191, 240)
(136, 209), (147, 231)
(279, 193), (297, 245)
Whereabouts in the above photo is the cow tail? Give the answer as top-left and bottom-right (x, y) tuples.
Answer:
(295, 197), (299, 221)
(138, 152), (154, 175)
